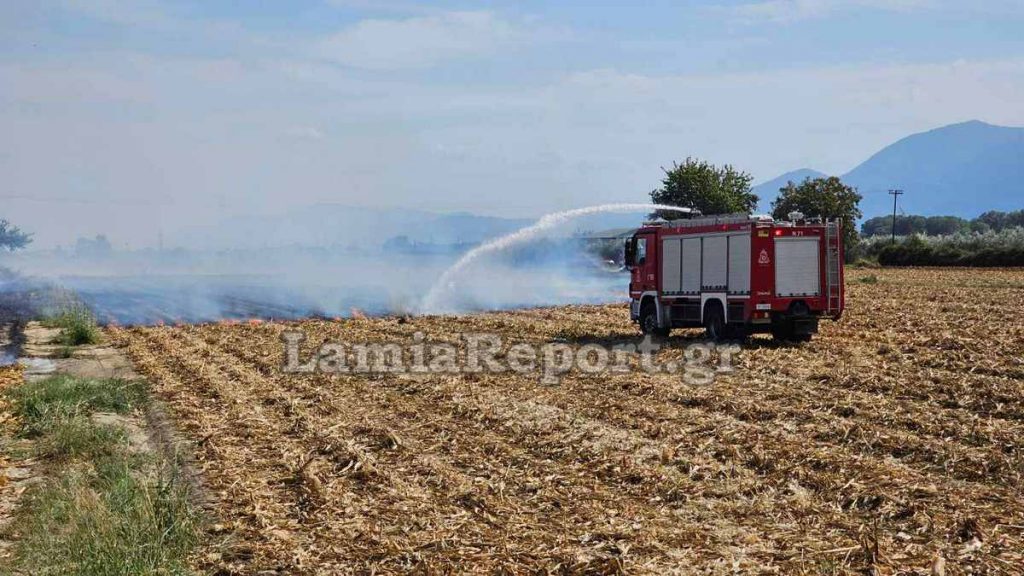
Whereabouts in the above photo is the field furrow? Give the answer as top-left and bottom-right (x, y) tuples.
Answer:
(111, 268), (1024, 575)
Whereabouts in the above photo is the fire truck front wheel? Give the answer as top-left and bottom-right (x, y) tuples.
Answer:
(639, 301), (670, 338)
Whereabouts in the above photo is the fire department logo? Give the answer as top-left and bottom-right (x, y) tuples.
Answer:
(758, 249), (771, 265)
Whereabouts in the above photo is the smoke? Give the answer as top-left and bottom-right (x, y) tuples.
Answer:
(2, 249), (453, 325)
(420, 203), (690, 313)
(0, 203), (681, 325)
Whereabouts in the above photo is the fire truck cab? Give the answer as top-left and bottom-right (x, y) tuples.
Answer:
(624, 213), (844, 342)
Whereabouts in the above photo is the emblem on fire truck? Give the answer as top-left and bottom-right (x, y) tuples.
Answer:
(758, 249), (771, 265)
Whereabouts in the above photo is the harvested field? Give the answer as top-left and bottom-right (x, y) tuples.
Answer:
(109, 268), (1024, 575)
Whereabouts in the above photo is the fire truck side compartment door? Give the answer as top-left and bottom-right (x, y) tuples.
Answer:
(775, 237), (821, 297)
(702, 235), (728, 291)
(727, 234), (751, 295)
(681, 238), (701, 294)
(661, 238), (681, 294)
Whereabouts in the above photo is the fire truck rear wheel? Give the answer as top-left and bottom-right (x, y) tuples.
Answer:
(771, 323), (812, 343)
(704, 305), (725, 341)
(725, 324), (748, 342)
(640, 302), (669, 338)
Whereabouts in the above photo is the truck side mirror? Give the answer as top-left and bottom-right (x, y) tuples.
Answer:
(624, 238), (636, 267)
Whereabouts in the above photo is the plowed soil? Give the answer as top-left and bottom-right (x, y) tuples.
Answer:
(110, 268), (1024, 575)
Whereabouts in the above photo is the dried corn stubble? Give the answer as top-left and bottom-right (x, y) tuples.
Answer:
(109, 268), (1024, 574)
(0, 364), (23, 433)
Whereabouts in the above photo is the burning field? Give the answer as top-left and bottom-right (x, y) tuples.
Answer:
(108, 267), (1024, 574)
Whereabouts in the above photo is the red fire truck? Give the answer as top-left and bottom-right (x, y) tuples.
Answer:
(624, 213), (844, 341)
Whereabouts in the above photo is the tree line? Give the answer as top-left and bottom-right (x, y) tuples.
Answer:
(861, 210), (1024, 237)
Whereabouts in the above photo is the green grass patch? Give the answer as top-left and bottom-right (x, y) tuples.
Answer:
(8, 374), (146, 437)
(1, 376), (199, 576)
(856, 274), (879, 284)
(8, 452), (198, 575)
(44, 305), (101, 346)
(36, 417), (129, 460)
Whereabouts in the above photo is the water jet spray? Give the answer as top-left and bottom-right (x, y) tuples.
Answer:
(420, 203), (691, 313)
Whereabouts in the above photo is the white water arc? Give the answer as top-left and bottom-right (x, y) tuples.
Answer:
(419, 203), (692, 313)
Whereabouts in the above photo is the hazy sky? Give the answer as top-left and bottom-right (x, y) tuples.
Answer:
(2, 1), (1023, 247)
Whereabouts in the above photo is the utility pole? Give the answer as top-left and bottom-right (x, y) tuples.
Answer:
(888, 189), (904, 244)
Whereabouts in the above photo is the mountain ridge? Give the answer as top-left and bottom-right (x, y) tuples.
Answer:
(754, 120), (1024, 218)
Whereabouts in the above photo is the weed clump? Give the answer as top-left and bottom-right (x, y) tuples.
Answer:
(9, 374), (145, 437)
(45, 305), (101, 346)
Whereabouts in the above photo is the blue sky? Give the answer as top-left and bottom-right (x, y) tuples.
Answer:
(3, 0), (1024, 246)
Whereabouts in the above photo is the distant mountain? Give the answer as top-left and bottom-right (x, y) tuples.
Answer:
(752, 168), (826, 212)
(755, 120), (1024, 219)
(843, 120), (1024, 219)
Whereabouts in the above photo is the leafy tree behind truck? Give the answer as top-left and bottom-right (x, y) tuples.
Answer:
(770, 176), (862, 261)
(649, 157), (758, 219)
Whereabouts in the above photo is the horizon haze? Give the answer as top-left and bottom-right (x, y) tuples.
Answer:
(3, 1), (1024, 248)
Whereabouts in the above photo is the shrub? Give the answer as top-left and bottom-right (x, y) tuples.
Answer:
(861, 228), (1024, 267)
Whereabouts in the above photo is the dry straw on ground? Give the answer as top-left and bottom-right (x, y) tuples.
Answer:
(0, 365), (22, 434)
(110, 268), (1024, 575)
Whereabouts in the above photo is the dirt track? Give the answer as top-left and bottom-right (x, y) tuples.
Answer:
(111, 268), (1024, 575)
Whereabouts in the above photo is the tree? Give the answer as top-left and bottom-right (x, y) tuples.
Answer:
(898, 215), (927, 236)
(977, 210), (1008, 232)
(75, 234), (113, 259)
(1010, 210), (1024, 229)
(860, 216), (891, 237)
(924, 216), (967, 236)
(0, 219), (31, 251)
(771, 176), (862, 258)
(649, 157), (757, 219)
(977, 210), (1024, 232)
(970, 220), (991, 234)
